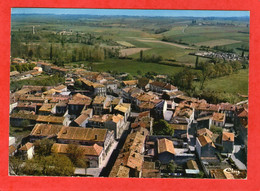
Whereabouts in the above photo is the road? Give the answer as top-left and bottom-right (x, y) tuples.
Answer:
(182, 24), (188, 34)
(99, 122), (131, 177)
(231, 145), (247, 170)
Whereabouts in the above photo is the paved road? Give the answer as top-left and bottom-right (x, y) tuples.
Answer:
(99, 122), (131, 177)
(231, 145), (247, 170)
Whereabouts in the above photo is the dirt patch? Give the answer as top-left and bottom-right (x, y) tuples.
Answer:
(119, 48), (151, 56)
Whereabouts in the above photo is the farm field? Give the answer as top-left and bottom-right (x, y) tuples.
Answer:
(194, 69), (249, 95)
(119, 48), (151, 57)
(91, 58), (187, 76)
(196, 39), (241, 47)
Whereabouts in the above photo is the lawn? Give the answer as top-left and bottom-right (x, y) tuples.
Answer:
(91, 58), (188, 76)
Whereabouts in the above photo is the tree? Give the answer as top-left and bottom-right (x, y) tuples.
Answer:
(199, 63), (215, 90)
(22, 154), (75, 176)
(167, 160), (177, 173)
(34, 139), (55, 157)
(174, 67), (196, 90)
(28, 49), (33, 58)
(140, 50), (143, 61)
(195, 56), (199, 69)
(210, 125), (223, 134)
(50, 44), (53, 61)
(9, 156), (23, 175)
(66, 144), (87, 168)
(153, 119), (174, 136)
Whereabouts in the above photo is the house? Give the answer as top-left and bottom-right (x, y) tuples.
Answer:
(137, 77), (151, 91)
(36, 115), (66, 125)
(38, 103), (56, 115)
(29, 123), (63, 142)
(87, 114), (125, 140)
(149, 81), (178, 93)
(212, 112), (225, 127)
(169, 124), (188, 139)
(103, 80), (118, 94)
(157, 138), (176, 164)
(55, 102), (68, 116)
(14, 102), (37, 113)
(80, 78), (106, 96)
(92, 96), (110, 115)
(197, 128), (213, 140)
(196, 135), (216, 158)
(151, 100), (167, 120)
(122, 87), (143, 103)
(110, 131), (146, 178)
(19, 142), (34, 160)
(54, 85), (67, 92)
(57, 126), (114, 155)
(10, 110), (38, 127)
(222, 132), (234, 154)
(109, 150), (143, 178)
(37, 62), (52, 73)
(122, 80), (138, 88)
(219, 103), (236, 122)
(235, 105), (248, 148)
(114, 103), (131, 122)
(68, 93), (92, 116)
(195, 103), (220, 119)
(70, 109), (93, 127)
(51, 143), (104, 168)
(131, 114), (153, 134)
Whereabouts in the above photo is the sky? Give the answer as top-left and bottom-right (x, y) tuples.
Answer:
(11, 8), (249, 17)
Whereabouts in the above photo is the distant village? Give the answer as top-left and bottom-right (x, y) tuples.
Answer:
(9, 57), (248, 179)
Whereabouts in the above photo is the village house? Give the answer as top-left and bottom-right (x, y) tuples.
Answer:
(36, 115), (67, 126)
(114, 103), (131, 122)
(196, 135), (216, 158)
(219, 103), (236, 122)
(38, 103), (56, 115)
(70, 108), (93, 127)
(221, 132), (234, 154)
(56, 126), (114, 155)
(157, 138), (176, 164)
(92, 96), (111, 115)
(37, 62), (52, 73)
(109, 131), (146, 178)
(141, 161), (161, 178)
(122, 87), (143, 104)
(55, 102), (68, 116)
(122, 80), (138, 88)
(51, 143), (104, 168)
(151, 100), (167, 120)
(68, 93), (92, 116)
(10, 110), (38, 127)
(80, 78), (106, 96)
(235, 105), (248, 150)
(212, 112), (226, 128)
(87, 114), (125, 140)
(194, 103), (220, 119)
(137, 77), (152, 91)
(103, 80), (118, 94)
(14, 102), (37, 113)
(19, 142), (34, 160)
(149, 81), (178, 93)
(29, 123), (63, 142)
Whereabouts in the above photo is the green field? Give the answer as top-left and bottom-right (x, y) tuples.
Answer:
(91, 58), (186, 76)
(195, 69), (249, 95)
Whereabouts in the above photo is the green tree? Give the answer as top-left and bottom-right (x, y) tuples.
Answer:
(9, 156), (23, 175)
(140, 50), (143, 61)
(199, 63), (215, 90)
(34, 139), (55, 157)
(66, 144), (87, 168)
(22, 154), (75, 176)
(167, 160), (177, 173)
(153, 119), (174, 136)
(195, 56), (199, 69)
(50, 44), (53, 61)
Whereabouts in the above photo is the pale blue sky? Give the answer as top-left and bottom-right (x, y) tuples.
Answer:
(11, 8), (249, 17)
